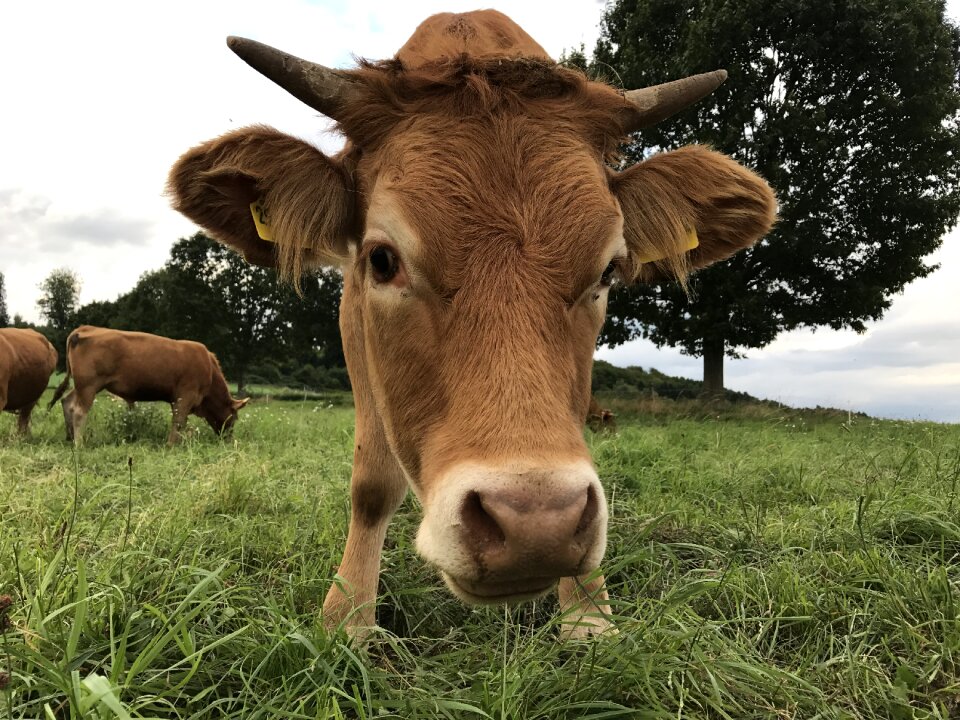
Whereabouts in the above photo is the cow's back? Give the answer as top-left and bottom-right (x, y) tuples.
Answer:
(68, 326), (212, 403)
(0, 328), (58, 411)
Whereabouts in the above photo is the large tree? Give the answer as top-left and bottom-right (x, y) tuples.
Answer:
(73, 299), (119, 330)
(162, 233), (344, 391)
(37, 268), (81, 329)
(0, 272), (8, 327)
(162, 233), (286, 392)
(283, 268), (345, 369)
(594, 0), (960, 394)
(37, 268), (82, 366)
(115, 268), (199, 339)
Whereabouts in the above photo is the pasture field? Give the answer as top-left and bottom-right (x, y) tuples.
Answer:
(1, 386), (959, 719)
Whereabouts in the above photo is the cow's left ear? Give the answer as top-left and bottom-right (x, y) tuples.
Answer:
(611, 145), (777, 283)
(168, 126), (356, 281)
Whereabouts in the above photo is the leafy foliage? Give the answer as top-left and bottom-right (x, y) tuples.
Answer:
(164, 233), (288, 391)
(0, 272), (8, 327)
(70, 234), (347, 392)
(36, 268), (82, 369)
(37, 268), (81, 330)
(595, 0), (960, 391)
(591, 359), (757, 402)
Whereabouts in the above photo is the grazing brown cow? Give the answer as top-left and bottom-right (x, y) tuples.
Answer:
(48, 326), (248, 445)
(586, 397), (616, 433)
(169, 10), (776, 639)
(0, 328), (58, 436)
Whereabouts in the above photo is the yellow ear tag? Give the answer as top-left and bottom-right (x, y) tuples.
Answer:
(637, 228), (699, 263)
(249, 199), (274, 242)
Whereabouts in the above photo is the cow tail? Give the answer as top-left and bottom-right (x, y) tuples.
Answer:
(47, 332), (77, 409)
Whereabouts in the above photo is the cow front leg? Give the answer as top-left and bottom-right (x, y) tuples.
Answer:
(167, 398), (191, 446)
(322, 454), (407, 641)
(558, 573), (616, 640)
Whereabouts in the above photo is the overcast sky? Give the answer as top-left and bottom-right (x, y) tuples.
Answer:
(3, 0), (959, 421)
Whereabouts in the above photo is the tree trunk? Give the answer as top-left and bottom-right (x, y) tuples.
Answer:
(702, 337), (725, 398)
(236, 367), (246, 395)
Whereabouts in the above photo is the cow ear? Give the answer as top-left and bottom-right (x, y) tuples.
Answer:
(168, 126), (355, 280)
(611, 145), (776, 284)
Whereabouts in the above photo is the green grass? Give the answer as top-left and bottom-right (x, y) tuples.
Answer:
(1, 387), (959, 718)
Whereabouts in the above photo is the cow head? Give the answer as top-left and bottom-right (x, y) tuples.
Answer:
(199, 395), (249, 437)
(195, 352), (250, 435)
(169, 11), (775, 604)
(219, 396), (250, 435)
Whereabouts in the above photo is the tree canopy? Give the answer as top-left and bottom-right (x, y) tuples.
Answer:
(37, 268), (81, 329)
(0, 272), (8, 327)
(37, 268), (82, 369)
(594, 0), (960, 393)
(70, 233), (347, 392)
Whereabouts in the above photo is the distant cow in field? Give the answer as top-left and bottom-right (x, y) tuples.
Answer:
(169, 9), (775, 639)
(48, 326), (248, 445)
(0, 328), (58, 436)
(586, 397), (616, 433)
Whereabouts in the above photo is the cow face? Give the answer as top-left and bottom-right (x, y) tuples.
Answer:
(168, 22), (775, 604)
(197, 395), (249, 437)
(349, 116), (626, 601)
(219, 397), (250, 435)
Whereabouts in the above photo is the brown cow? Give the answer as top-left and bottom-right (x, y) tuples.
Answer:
(586, 397), (616, 433)
(0, 328), (58, 436)
(168, 10), (776, 639)
(48, 326), (248, 445)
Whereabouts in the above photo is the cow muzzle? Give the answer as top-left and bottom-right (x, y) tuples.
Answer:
(416, 461), (608, 604)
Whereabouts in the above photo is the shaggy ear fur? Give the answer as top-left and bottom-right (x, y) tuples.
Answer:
(611, 145), (777, 284)
(168, 126), (355, 281)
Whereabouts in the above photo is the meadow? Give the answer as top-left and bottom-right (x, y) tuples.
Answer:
(1, 385), (958, 719)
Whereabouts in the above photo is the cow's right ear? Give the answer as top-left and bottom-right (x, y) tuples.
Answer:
(167, 126), (355, 279)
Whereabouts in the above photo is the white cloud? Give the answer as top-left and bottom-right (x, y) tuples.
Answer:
(0, 190), (154, 252)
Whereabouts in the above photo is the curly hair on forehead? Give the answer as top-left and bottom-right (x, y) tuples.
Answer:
(335, 56), (633, 158)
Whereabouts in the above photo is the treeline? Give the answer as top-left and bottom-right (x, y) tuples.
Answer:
(591, 360), (756, 403)
(12, 233), (347, 393)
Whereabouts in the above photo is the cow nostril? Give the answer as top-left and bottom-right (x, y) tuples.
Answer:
(461, 491), (506, 549)
(575, 484), (599, 536)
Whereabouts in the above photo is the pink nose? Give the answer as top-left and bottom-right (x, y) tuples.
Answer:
(459, 478), (602, 579)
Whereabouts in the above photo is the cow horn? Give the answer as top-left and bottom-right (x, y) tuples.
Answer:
(226, 36), (356, 119)
(622, 70), (728, 131)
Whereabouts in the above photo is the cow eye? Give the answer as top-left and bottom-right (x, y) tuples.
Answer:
(369, 245), (399, 283)
(600, 261), (617, 287)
